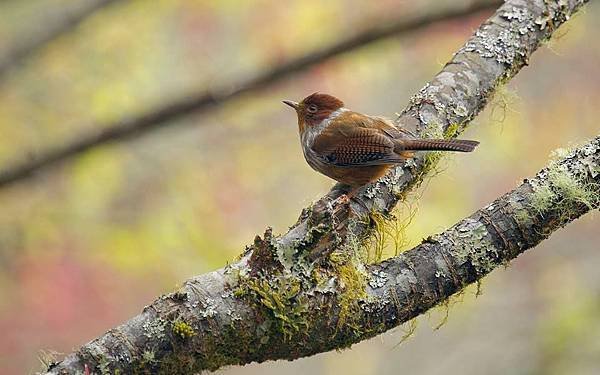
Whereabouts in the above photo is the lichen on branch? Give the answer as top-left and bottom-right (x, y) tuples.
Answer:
(45, 1), (591, 374)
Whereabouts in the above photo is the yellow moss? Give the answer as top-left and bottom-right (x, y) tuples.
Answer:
(543, 23), (572, 56)
(366, 206), (415, 263)
(352, 121), (460, 264)
(172, 319), (196, 339)
(244, 276), (308, 340)
(431, 299), (450, 331)
(475, 279), (484, 297)
(328, 249), (369, 329)
(520, 157), (600, 225)
(393, 318), (418, 348)
(549, 169), (598, 211)
(336, 263), (368, 328)
(488, 84), (520, 124)
(428, 286), (473, 331)
(369, 212), (388, 263)
(141, 350), (156, 364)
(529, 184), (556, 216)
(549, 147), (574, 161)
(443, 123), (462, 139)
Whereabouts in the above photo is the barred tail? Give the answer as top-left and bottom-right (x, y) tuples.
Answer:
(398, 139), (479, 153)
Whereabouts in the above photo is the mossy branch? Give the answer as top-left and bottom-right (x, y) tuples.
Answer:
(44, 1), (591, 374)
(45, 135), (600, 375)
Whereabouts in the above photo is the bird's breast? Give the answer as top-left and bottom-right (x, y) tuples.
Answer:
(300, 131), (326, 173)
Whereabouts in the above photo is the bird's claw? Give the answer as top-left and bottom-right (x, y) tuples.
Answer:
(336, 194), (351, 205)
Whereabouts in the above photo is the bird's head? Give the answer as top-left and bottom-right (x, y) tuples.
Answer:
(283, 93), (344, 132)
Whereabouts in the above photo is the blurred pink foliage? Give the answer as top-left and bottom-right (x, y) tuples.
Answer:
(0, 1), (599, 374)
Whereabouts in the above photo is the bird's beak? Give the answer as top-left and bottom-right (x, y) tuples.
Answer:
(282, 100), (299, 110)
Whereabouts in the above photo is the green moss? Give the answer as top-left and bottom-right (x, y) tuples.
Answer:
(549, 147), (574, 161)
(430, 299), (451, 331)
(529, 183), (556, 216)
(172, 319), (196, 339)
(488, 84), (519, 124)
(369, 212), (387, 263)
(393, 318), (418, 348)
(237, 275), (308, 341)
(141, 350), (156, 365)
(518, 159), (600, 225)
(328, 249), (369, 329)
(443, 122), (462, 139)
(98, 356), (111, 375)
(549, 169), (598, 211)
(475, 279), (484, 297)
(366, 208), (414, 262)
(232, 286), (246, 299)
(337, 262), (368, 325)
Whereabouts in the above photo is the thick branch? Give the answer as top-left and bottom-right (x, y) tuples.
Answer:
(0, 0), (502, 188)
(0, 0), (120, 81)
(44, 0), (591, 374)
(47, 137), (600, 375)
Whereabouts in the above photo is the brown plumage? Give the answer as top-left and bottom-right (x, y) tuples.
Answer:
(283, 93), (479, 191)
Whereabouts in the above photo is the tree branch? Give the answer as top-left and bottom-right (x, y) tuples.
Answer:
(44, 0), (592, 374)
(46, 136), (600, 375)
(0, 0), (502, 188)
(0, 0), (120, 81)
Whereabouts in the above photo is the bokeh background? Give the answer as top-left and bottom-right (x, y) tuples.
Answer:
(0, 0), (599, 374)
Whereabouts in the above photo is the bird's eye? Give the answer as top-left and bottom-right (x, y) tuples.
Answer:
(307, 104), (318, 113)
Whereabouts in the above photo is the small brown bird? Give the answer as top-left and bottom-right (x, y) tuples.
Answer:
(283, 93), (479, 198)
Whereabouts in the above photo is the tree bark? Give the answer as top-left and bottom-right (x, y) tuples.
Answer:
(0, 0), (502, 188)
(44, 0), (592, 374)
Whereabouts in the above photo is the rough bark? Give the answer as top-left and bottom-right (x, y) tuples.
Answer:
(44, 0), (592, 374)
(0, 0), (502, 188)
(46, 136), (600, 375)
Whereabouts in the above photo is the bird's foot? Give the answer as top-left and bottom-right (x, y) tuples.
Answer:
(336, 194), (351, 205)
(334, 192), (369, 215)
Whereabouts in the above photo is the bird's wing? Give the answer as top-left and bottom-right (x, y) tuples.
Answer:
(311, 112), (409, 167)
(369, 115), (416, 139)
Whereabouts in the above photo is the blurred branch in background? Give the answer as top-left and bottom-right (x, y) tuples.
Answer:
(0, 0), (120, 82)
(44, 1), (592, 373)
(0, 0), (502, 188)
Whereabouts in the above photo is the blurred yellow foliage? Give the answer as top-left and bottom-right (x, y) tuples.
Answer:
(0, 1), (598, 374)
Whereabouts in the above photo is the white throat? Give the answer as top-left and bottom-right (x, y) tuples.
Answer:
(301, 107), (347, 154)
(318, 107), (347, 130)
(307, 107), (347, 137)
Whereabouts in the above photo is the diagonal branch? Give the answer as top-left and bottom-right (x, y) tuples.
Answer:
(43, 0), (592, 374)
(46, 136), (600, 375)
(0, 0), (120, 81)
(0, 0), (502, 188)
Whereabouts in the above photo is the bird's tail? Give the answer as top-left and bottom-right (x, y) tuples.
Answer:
(397, 139), (479, 153)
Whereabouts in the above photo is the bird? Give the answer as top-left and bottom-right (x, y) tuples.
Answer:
(283, 92), (479, 201)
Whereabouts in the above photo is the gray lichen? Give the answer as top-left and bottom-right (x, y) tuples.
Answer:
(200, 298), (218, 319)
(449, 218), (498, 275)
(143, 318), (166, 339)
(45, 2), (593, 374)
(463, 5), (535, 66)
(368, 269), (389, 289)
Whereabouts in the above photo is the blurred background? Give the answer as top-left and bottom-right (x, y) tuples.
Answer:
(0, 0), (599, 374)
